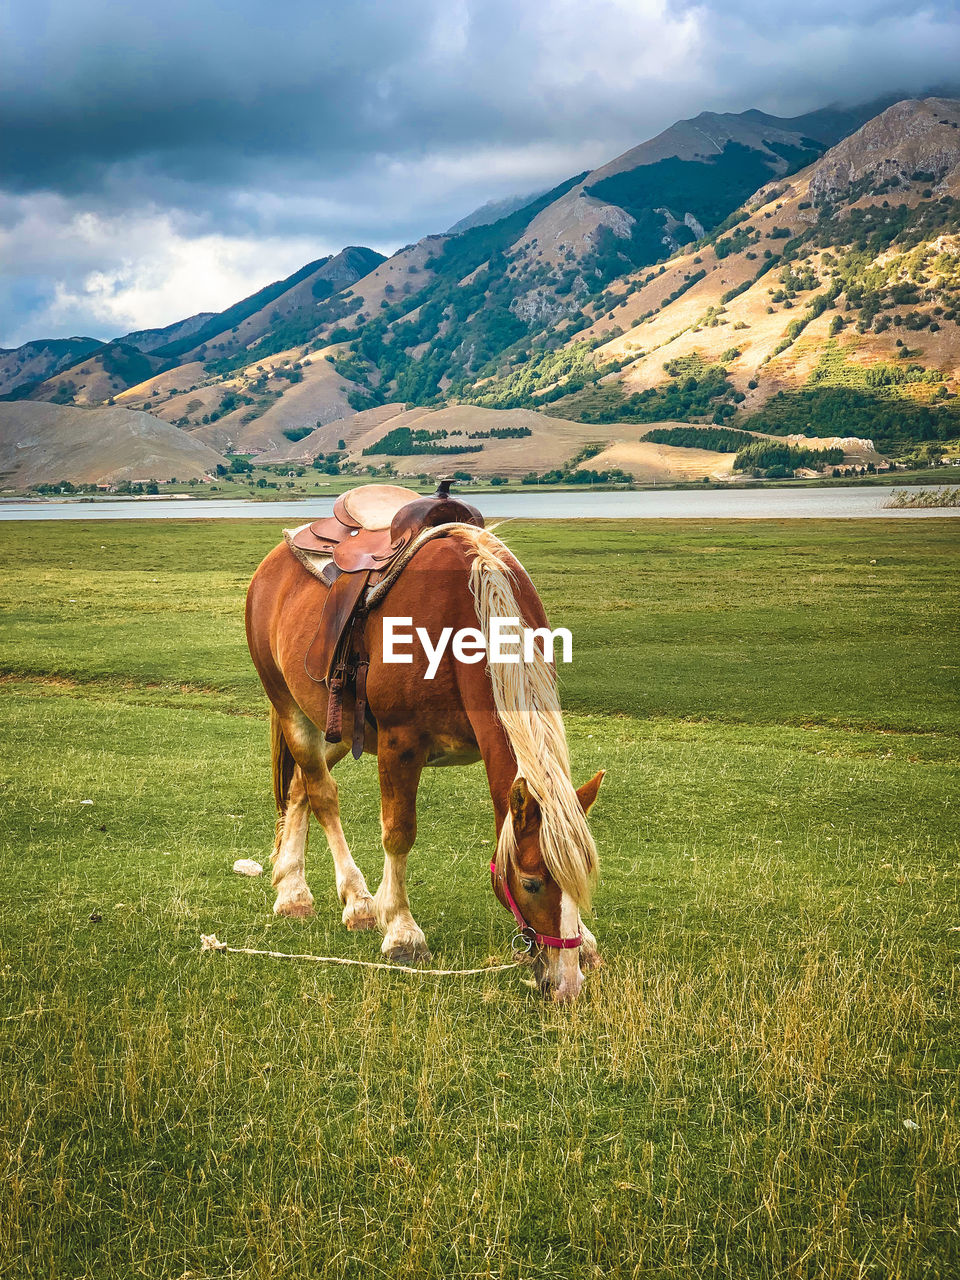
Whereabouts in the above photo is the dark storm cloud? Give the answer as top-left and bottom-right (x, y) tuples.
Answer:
(2, 0), (545, 193)
(6, 0), (956, 199)
(1, 0), (959, 344)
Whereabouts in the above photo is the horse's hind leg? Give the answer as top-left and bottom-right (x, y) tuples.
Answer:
(272, 766), (315, 918)
(272, 712), (376, 929)
(373, 733), (431, 964)
(306, 743), (377, 931)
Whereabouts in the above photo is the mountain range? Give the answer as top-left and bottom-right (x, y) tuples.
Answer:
(3, 93), (959, 486)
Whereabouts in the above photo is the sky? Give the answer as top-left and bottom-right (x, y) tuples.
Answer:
(1, 0), (959, 348)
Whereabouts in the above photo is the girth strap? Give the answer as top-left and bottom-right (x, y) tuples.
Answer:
(351, 622), (370, 761)
(324, 660), (346, 745)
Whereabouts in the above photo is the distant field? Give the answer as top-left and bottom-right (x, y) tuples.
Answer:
(1, 519), (958, 1279)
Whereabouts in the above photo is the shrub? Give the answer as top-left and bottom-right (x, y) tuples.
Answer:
(643, 425), (755, 452)
(733, 440), (844, 475)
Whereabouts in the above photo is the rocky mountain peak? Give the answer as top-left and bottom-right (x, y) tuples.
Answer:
(806, 97), (960, 204)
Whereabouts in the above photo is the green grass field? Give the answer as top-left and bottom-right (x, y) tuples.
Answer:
(1, 518), (958, 1279)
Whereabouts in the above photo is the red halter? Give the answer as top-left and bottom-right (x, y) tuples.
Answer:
(490, 860), (582, 951)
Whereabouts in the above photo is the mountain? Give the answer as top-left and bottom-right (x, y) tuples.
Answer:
(153, 244), (386, 364)
(117, 312), (215, 354)
(488, 96), (960, 456)
(7, 93), (960, 484)
(1, 245), (385, 407)
(295, 95), (960, 467)
(0, 337), (102, 398)
(0, 401), (224, 486)
(514, 105), (857, 272)
(447, 190), (548, 234)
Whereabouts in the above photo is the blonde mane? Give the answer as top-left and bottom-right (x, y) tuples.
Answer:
(453, 525), (598, 906)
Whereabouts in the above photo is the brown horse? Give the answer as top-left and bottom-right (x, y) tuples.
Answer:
(245, 520), (603, 1001)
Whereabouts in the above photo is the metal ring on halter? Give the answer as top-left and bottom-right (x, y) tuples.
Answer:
(510, 930), (534, 955)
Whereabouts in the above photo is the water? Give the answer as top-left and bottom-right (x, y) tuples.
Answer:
(1, 486), (958, 521)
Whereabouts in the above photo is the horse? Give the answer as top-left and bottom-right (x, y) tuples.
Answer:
(245, 511), (604, 1002)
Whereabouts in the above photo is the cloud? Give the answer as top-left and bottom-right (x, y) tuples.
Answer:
(0, 192), (337, 345)
(1, 0), (958, 343)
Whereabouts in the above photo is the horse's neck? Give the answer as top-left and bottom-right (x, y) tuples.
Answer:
(476, 725), (518, 834)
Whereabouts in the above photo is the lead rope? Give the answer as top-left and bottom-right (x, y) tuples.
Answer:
(199, 934), (523, 976)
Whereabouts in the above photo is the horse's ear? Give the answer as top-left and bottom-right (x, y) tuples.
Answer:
(509, 777), (538, 833)
(576, 770), (605, 814)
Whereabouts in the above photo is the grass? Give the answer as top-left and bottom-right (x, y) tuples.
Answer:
(887, 487), (960, 509)
(0, 518), (958, 1279)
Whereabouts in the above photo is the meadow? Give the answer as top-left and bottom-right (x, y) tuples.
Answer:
(0, 517), (958, 1280)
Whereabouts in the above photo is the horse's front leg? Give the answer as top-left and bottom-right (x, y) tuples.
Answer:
(373, 733), (431, 964)
(579, 917), (604, 970)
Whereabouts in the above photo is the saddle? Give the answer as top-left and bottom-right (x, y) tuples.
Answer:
(291, 480), (484, 758)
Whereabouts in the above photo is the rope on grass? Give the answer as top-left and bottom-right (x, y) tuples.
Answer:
(200, 934), (522, 977)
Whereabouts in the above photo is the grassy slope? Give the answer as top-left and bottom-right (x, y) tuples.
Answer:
(0, 520), (958, 1279)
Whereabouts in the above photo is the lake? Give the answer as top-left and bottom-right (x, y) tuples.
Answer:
(1, 485), (958, 521)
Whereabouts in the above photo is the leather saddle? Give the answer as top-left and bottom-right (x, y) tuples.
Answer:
(291, 480), (484, 757)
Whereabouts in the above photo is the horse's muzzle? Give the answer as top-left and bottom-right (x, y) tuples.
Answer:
(532, 948), (584, 1003)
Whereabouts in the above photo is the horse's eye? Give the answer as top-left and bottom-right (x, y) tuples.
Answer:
(520, 878), (543, 893)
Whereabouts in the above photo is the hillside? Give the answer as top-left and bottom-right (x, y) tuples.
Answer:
(115, 342), (364, 455)
(259, 402), (875, 482)
(505, 104), (873, 277)
(27, 341), (174, 407)
(0, 402), (225, 486)
(263, 103), (875, 413)
(162, 244), (386, 365)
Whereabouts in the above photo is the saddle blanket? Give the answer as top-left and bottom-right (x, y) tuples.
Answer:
(283, 523), (332, 581)
(283, 519), (479, 606)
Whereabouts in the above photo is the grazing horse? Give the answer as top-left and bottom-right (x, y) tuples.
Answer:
(245, 517), (603, 1001)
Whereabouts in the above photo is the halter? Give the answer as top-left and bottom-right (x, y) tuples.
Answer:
(490, 861), (582, 952)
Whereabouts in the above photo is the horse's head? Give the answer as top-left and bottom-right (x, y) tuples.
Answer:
(493, 770), (604, 1003)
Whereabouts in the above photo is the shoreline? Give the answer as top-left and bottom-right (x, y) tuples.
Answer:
(3, 485), (959, 521)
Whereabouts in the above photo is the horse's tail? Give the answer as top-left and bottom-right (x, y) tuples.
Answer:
(271, 706), (297, 813)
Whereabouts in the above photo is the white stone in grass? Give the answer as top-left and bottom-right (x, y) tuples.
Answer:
(79, 799), (94, 805)
(903, 1119), (920, 1131)
(233, 859), (264, 877)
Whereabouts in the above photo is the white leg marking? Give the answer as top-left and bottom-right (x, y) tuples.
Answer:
(306, 769), (376, 930)
(579, 915), (603, 971)
(373, 850), (431, 963)
(272, 777), (314, 917)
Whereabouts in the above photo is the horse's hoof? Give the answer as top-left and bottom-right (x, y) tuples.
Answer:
(383, 938), (432, 966)
(274, 898), (315, 919)
(342, 898), (377, 931)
